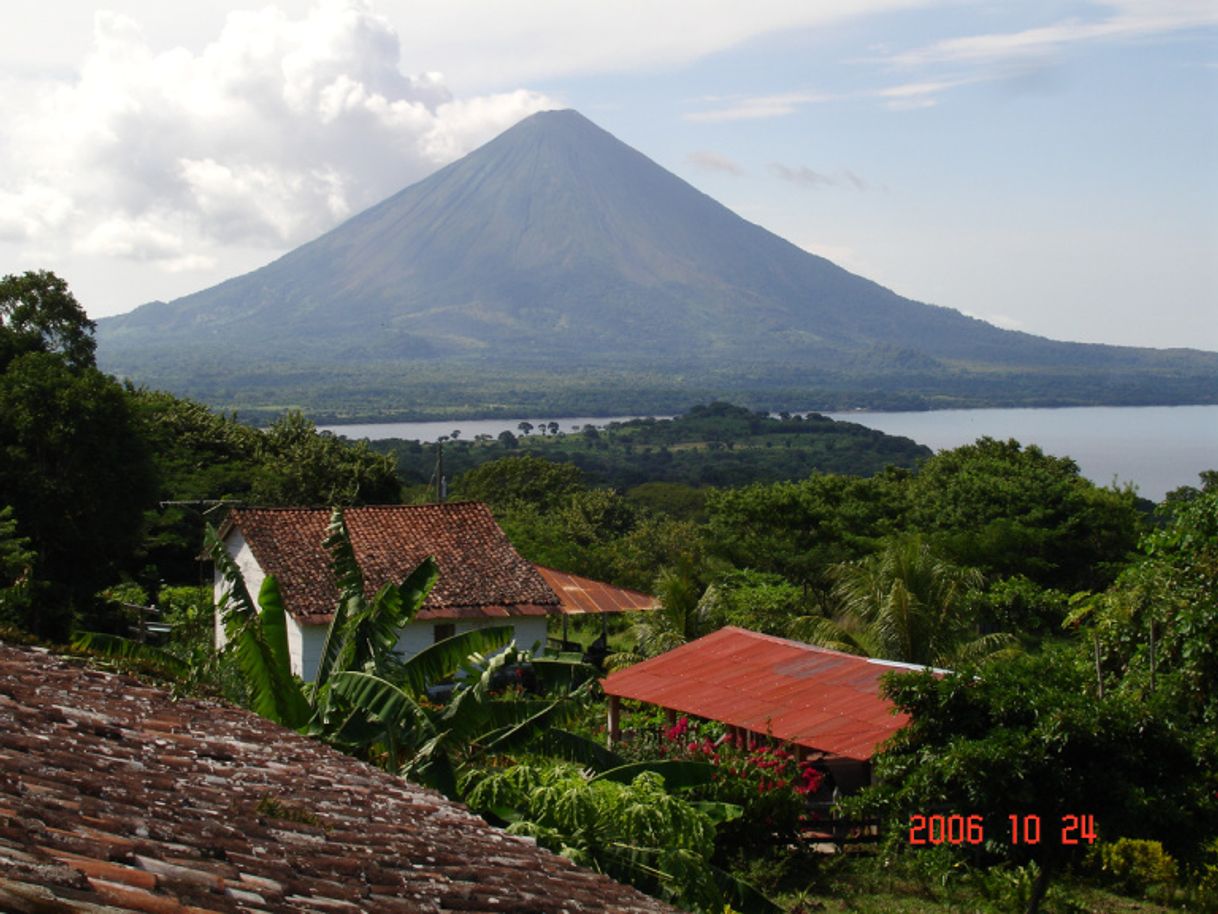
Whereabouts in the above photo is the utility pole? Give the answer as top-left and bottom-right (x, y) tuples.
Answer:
(433, 438), (447, 503)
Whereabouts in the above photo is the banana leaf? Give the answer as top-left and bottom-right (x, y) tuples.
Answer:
(71, 631), (190, 679)
(534, 728), (627, 772)
(392, 625), (514, 696)
(591, 759), (717, 790)
(231, 575), (311, 729)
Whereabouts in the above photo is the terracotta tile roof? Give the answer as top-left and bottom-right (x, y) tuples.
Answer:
(0, 641), (680, 914)
(601, 626), (916, 762)
(223, 504), (559, 623)
(535, 566), (660, 615)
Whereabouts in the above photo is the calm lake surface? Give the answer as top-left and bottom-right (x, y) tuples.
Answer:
(322, 405), (1218, 503)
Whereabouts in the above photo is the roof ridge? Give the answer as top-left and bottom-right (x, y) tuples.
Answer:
(222, 501), (558, 621)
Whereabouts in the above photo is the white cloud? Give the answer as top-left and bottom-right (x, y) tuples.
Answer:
(388, 0), (940, 90)
(684, 91), (832, 123)
(889, 0), (1218, 68)
(874, 75), (981, 109)
(685, 150), (745, 175)
(0, 1), (557, 269)
(769, 163), (869, 191)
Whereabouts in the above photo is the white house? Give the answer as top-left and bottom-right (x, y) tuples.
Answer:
(214, 502), (657, 681)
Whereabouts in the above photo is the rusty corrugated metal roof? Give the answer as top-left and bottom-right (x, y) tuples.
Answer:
(535, 566), (660, 615)
(602, 626), (919, 761)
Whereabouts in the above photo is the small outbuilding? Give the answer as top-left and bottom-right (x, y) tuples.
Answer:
(602, 626), (931, 790)
(215, 503), (657, 681)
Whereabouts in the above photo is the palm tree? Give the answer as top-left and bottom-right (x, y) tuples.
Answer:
(789, 536), (1015, 668)
(607, 559), (708, 670)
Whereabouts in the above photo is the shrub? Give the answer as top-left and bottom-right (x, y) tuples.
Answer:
(658, 716), (825, 849)
(1098, 838), (1178, 896)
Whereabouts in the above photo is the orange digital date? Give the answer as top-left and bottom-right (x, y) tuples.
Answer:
(908, 813), (1097, 845)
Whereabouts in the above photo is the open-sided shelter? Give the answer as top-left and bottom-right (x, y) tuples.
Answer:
(602, 626), (931, 790)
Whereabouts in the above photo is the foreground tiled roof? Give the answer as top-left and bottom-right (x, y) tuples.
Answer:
(602, 626), (915, 761)
(224, 504), (559, 622)
(0, 641), (680, 914)
(535, 567), (660, 615)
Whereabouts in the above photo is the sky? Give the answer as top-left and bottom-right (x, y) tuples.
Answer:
(1, 0), (1216, 350)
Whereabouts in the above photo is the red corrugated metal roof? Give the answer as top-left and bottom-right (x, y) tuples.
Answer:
(535, 566), (660, 615)
(601, 626), (919, 761)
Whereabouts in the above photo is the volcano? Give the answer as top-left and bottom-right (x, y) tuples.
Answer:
(97, 109), (1218, 417)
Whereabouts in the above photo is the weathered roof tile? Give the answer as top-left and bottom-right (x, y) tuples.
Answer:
(224, 504), (559, 622)
(0, 642), (679, 914)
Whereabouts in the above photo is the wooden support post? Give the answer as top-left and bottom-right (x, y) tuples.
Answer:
(607, 694), (621, 747)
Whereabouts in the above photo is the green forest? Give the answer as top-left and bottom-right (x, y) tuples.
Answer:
(3, 271), (1218, 914)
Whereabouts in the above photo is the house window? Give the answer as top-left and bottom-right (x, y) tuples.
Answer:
(433, 623), (456, 642)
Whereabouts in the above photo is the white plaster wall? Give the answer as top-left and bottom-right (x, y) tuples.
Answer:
(395, 622), (435, 659)
(393, 617), (551, 661)
(512, 618), (549, 655)
(213, 530), (277, 654)
(216, 531), (262, 651)
(285, 614), (304, 679)
(299, 623), (326, 683)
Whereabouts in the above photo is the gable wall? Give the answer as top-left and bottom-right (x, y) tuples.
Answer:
(214, 530), (270, 652)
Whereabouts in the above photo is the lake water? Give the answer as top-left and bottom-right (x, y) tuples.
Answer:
(322, 405), (1218, 503)
(823, 406), (1216, 503)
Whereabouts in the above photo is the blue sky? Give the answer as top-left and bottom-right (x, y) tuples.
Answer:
(2, 1), (1215, 349)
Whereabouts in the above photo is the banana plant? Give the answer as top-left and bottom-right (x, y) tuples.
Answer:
(80, 506), (604, 798)
(329, 642), (600, 798)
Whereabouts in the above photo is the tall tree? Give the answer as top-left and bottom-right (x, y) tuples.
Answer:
(1072, 482), (1218, 723)
(704, 469), (911, 594)
(857, 647), (1215, 914)
(909, 437), (1140, 592)
(251, 410), (401, 505)
(0, 271), (96, 371)
(0, 352), (156, 638)
(0, 506), (38, 629)
(456, 454), (584, 510)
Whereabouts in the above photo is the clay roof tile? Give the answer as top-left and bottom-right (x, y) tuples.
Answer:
(0, 642), (678, 914)
(225, 504), (559, 622)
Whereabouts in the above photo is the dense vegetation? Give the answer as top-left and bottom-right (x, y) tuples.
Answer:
(373, 401), (930, 493)
(5, 271), (1218, 913)
(98, 355), (1218, 425)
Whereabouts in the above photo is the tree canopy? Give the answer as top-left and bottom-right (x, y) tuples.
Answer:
(909, 437), (1140, 591)
(859, 646), (1215, 913)
(0, 352), (155, 638)
(0, 270), (97, 372)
